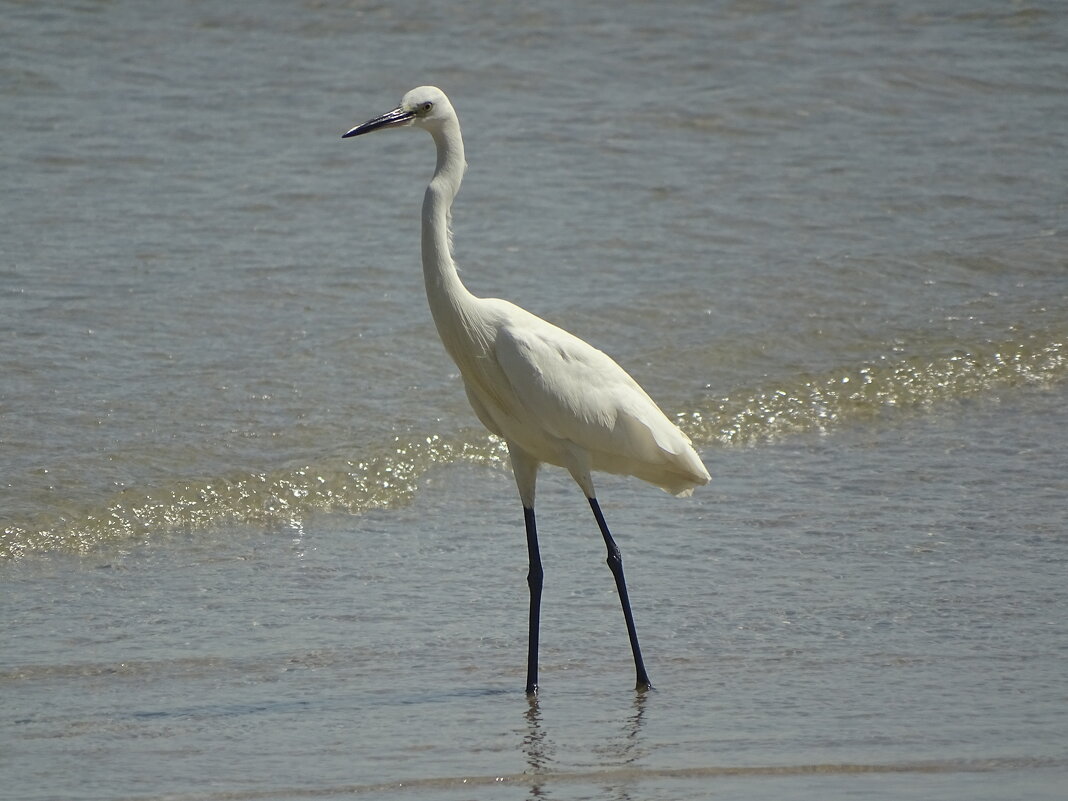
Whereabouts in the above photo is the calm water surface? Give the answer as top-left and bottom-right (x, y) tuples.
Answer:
(2, 1), (1067, 799)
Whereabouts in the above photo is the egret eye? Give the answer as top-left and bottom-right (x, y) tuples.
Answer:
(421, 101), (434, 113)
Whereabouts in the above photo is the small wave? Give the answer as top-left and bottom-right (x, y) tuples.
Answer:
(680, 330), (1067, 445)
(0, 434), (507, 561)
(104, 755), (1065, 800)
(3, 330), (1064, 561)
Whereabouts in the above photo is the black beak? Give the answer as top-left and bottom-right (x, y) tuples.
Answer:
(342, 106), (414, 138)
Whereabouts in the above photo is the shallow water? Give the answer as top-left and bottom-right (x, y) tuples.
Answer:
(6, 389), (1068, 800)
(3, 1), (1067, 798)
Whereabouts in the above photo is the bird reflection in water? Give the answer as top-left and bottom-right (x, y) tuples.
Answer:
(520, 689), (651, 798)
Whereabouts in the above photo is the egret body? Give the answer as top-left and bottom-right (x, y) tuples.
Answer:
(343, 86), (710, 694)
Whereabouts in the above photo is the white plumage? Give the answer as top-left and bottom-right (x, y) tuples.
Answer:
(344, 86), (709, 694)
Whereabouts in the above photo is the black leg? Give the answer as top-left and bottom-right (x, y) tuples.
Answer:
(588, 497), (652, 690)
(524, 506), (543, 695)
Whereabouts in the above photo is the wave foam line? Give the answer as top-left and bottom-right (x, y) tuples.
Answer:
(4, 331), (1065, 560)
(679, 331), (1067, 446)
(1, 433), (506, 561)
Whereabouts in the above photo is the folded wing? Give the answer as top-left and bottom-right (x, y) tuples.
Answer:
(492, 311), (710, 496)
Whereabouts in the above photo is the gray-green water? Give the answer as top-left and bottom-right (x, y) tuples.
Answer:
(3, 1), (1067, 798)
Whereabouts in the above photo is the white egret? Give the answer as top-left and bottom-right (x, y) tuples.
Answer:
(343, 87), (710, 694)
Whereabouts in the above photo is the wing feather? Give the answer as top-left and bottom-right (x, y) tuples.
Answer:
(492, 312), (709, 494)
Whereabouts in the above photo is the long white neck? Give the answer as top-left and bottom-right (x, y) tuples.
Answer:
(421, 119), (473, 341)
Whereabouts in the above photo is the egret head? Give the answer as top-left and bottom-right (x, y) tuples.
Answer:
(342, 86), (454, 138)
